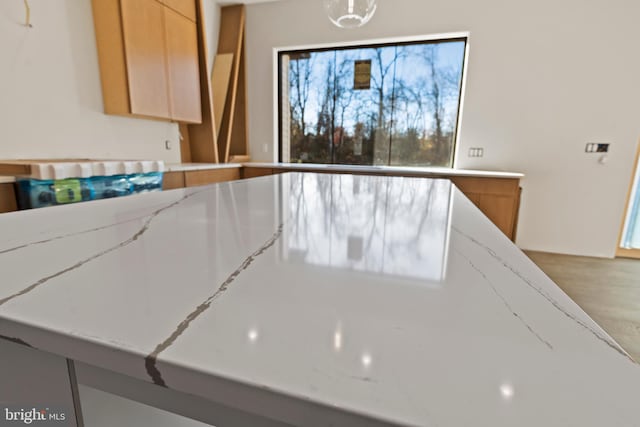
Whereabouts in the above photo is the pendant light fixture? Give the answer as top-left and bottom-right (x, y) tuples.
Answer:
(324, 0), (377, 29)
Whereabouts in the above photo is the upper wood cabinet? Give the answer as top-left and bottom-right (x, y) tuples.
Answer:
(161, 0), (197, 21)
(120, 0), (171, 119)
(164, 7), (202, 123)
(92, 0), (202, 124)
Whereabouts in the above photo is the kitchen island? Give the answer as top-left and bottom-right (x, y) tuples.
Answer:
(0, 172), (638, 426)
(240, 163), (523, 241)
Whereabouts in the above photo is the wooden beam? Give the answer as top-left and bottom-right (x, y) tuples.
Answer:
(183, 0), (219, 163)
(178, 124), (192, 163)
(217, 5), (246, 163)
(229, 35), (248, 159)
(211, 53), (234, 137)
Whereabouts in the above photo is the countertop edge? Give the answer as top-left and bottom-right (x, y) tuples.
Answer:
(2, 163), (523, 180)
(244, 162), (525, 179)
(165, 163), (243, 172)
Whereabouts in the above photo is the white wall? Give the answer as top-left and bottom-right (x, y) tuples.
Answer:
(244, 0), (640, 258)
(202, 0), (221, 76)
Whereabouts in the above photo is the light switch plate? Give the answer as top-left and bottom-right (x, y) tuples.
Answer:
(469, 147), (484, 157)
(586, 143), (609, 153)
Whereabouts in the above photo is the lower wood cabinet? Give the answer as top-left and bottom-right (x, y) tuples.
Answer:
(0, 184), (17, 214)
(450, 177), (521, 241)
(184, 169), (240, 186)
(163, 168), (241, 190)
(241, 167), (273, 179)
(162, 171), (187, 190)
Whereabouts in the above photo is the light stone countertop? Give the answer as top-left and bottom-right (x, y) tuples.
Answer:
(0, 172), (637, 427)
(165, 163), (242, 172)
(246, 162), (524, 179)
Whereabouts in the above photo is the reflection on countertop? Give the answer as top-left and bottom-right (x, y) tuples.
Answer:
(284, 173), (451, 283)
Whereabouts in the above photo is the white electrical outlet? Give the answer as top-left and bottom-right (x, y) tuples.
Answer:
(263, 143), (269, 153)
(469, 147), (484, 157)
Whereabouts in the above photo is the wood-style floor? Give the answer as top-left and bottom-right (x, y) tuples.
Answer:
(526, 251), (640, 362)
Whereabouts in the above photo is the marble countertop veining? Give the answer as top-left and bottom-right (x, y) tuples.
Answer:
(0, 173), (638, 426)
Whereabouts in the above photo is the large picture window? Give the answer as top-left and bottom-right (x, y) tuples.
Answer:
(278, 36), (467, 167)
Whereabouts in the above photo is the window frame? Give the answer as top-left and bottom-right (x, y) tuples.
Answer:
(273, 32), (470, 168)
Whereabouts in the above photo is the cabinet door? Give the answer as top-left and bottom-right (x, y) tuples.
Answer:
(164, 7), (202, 123)
(464, 191), (482, 208)
(478, 194), (517, 240)
(120, 0), (171, 119)
(162, 0), (197, 21)
(0, 184), (17, 213)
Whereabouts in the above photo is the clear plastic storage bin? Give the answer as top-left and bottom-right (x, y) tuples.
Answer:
(16, 172), (163, 210)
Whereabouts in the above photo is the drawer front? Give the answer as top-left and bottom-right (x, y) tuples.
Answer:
(163, 171), (186, 190)
(242, 168), (274, 179)
(185, 168), (241, 187)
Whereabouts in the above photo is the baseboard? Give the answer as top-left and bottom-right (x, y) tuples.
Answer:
(616, 248), (640, 259)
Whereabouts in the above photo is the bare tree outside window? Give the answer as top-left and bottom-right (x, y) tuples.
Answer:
(279, 38), (466, 167)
